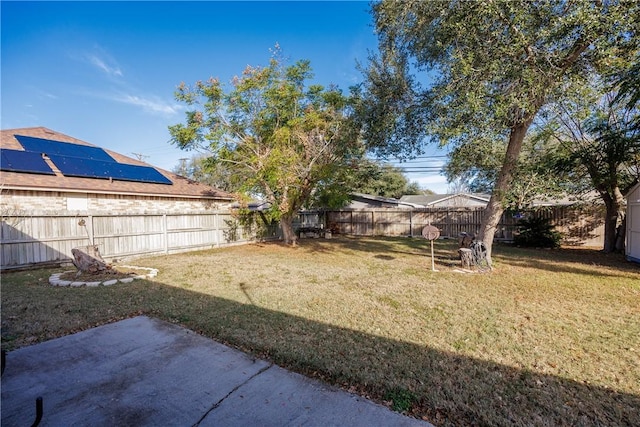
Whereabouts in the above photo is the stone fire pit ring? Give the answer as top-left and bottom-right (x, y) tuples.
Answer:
(49, 266), (159, 287)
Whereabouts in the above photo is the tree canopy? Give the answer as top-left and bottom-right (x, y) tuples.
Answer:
(173, 155), (243, 193)
(540, 84), (640, 252)
(347, 160), (421, 199)
(360, 0), (639, 264)
(169, 51), (361, 244)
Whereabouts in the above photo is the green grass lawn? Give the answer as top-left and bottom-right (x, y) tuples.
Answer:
(2, 236), (639, 426)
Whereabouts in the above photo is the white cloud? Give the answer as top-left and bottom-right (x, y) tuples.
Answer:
(112, 93), (183, 116)
(87, 54), (123, 77)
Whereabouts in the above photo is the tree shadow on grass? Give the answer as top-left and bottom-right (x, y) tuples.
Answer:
(298, 236), (639, 279)
(163, 288), (640, 427)
(298, 235), (439, 258)
(3, 272), (637, 427)
(493, 245), (639, 279)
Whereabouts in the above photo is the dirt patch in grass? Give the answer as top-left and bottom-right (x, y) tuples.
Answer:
(2, 236), (639, 426)
(56, 265), (153, 283)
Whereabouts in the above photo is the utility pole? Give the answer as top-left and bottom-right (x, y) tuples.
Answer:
(178, 158), (189, 176)
(132, 153), (150, 162)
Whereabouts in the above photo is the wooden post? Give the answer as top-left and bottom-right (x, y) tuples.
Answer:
(214, 212), (220, 247)
(431, 239), (435, 271)
(371, 210), (375, 236)
(409, 210), (413, 237)
(163, 214), (168, 254)
(350, 211), (354, 235)
(422, 223), (440, 272)
(87, 215), (94, 246)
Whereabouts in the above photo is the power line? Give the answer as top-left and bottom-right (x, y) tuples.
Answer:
(131, 152), (150, 162)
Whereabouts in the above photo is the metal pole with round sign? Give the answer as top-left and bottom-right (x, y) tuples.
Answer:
(422, 225), (440, 271)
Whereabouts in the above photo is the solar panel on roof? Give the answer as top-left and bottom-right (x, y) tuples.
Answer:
(0, 149), (55, 175)
(16, 135), (116, 163)
(48, 155), (173, 185)
(113, 163), (173, 185)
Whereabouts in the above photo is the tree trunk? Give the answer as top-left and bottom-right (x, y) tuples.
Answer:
(281, 213), (298, 246)
(71, 245), (110, 276)
(615, 215), (626, 253)
(478, 120), (532, 269)
(602, 187), (626, 253)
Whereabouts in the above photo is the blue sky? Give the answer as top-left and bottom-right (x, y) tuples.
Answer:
(1, 1), (449, 192)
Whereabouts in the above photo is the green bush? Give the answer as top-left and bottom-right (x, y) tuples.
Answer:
(513, 216), (562, 248)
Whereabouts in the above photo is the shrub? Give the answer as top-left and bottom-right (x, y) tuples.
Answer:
(513, 216), (562, 248)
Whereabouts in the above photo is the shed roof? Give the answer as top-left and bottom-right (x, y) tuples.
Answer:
(626, 182), (640, 202)
(0, 127), (233, 201)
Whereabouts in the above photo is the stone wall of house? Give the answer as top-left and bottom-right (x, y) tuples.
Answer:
(1, 189), (231, 214)
(89, 193), (230, 212)
(1, 190), (67, 213)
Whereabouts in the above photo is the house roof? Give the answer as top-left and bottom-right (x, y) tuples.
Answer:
(0, 127), (233, 201)
(351, 193), (423, 208)
(401, 192), (602, 208)
(400, 193), (491, 206)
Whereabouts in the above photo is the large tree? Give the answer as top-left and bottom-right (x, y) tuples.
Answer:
(169, 52), (361, 245)
(307, 159), (422, 208)
(360, 0), (638, 267)
(350, 160), (421, 199)
(542, 88), (640, 253)
(444, 133), (573, 210)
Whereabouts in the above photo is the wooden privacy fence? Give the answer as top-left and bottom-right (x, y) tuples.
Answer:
(320, 206), (605, 246)
(1, 205), (605, 269)
(1, 211), (279, 270)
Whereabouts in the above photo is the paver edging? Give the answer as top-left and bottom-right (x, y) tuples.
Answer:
(49, 266), (159, 287)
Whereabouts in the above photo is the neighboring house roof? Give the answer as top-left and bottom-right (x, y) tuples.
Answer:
(230, 200), (272, 211)
(401, 192), (601, 208)
(349, 193), (423, 209)
(526, 191), (602, 207)
(0, 127), (233, 201)
(400, 193), (491, 207)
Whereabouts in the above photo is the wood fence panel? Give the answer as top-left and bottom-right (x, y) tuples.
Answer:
(326, 211), (353, 235)
(93, 215), (165, 258)
(1, 206), (606, 269)
(372, 210), (410, 236)
(0, 210), (271, 270)
(165, 213), (215, 251)
(351, 211), (374, 235)
(322, 206), (604, 247)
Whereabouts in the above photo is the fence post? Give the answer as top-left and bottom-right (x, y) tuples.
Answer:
(163, 214), (168, 254)
(409, 210), (413, 237)
(350, 211), (354, 235)
(371, 210), (375, 236)
(87, 215), (95, 246)
(214, 212), (219, 247)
